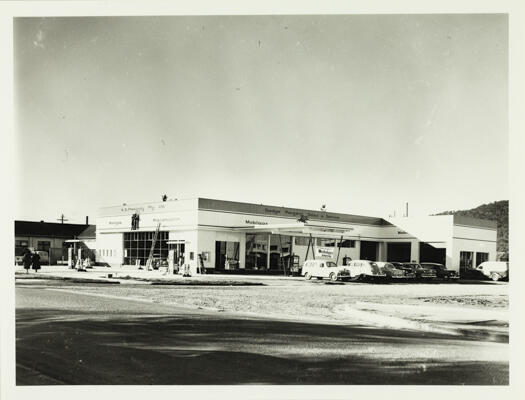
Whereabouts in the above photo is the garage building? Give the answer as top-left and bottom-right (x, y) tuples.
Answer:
(96, 197), (497, 274)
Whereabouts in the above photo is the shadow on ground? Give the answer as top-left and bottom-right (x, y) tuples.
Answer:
(16, 308), (508, 385)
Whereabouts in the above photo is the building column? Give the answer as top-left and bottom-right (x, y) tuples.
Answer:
(379, 242), (387, 262)
(410, 241), (420, 263)
(355, 239), (361, 259)
(266, 233), (271, 270)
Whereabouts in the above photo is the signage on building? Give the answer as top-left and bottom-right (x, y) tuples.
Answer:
(315, 247), (334, 259)
(245, 220), (268, 225)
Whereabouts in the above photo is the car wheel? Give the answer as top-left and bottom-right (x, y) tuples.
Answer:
(490, 273), (500, 282)
(304, 273), (312, 280)
(329, 272), (338, 281)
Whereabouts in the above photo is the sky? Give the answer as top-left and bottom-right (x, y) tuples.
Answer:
(14, 14), (508, 224)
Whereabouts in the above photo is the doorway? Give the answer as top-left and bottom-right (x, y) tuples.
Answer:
(387, 242), (411, 262)
(360, 241), (378, 261)
(215, 241), (240, 270)
(168, 242), (185, 266)
(419, 242), (446, 265)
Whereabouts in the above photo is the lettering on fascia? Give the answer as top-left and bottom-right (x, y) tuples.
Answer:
(120, 206), (145, 213)
(246, 220), (268, 225)
(153, 217), (179, 222)
(398, 231), (407, 234)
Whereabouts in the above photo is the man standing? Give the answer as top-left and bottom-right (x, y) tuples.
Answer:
(22, 250), (32, 274)
(31, 251), (41, 273)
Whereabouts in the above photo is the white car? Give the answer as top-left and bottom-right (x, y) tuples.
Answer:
(346, 260), (386, 279)
(476, 261), (508, 281)
(302, 259), (351, 281)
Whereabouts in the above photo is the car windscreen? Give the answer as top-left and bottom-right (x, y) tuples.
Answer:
(326, 262), (337, 268)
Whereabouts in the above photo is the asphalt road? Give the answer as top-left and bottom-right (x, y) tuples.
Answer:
(16, 281), (508, 385)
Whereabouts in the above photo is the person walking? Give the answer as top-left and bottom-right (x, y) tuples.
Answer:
(31, 251), (41, 273)
(22, 251), (32, 274)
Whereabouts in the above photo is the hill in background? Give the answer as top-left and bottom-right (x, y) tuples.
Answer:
(435, 200), (508, 260)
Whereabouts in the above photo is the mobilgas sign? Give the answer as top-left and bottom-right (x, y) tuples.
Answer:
(315, 247), (335, 259)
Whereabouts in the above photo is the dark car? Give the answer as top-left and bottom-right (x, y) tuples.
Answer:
(420, 263), (459, 280)
(390, 262), (417, 279)
(396, 262), (437, 280)
(376, 262), (413, 279)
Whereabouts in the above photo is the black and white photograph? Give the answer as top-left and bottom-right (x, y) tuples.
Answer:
(1, 0), (524, 398)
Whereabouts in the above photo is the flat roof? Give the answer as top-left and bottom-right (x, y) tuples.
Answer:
(15, 221), (96, 238)
(198, 198), (392, 226)
(453, 215), (498, 229)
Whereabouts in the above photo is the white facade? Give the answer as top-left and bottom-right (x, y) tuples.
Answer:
(96, 197), (498, 273)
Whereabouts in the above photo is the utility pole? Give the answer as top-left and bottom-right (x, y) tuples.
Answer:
(57, 214), (69, 224)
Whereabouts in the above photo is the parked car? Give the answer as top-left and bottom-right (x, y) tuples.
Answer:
(394, 262), (437, 280)
(376, 262), (414, 279)
(420, 263), (459, 280)
(302, 259), (351, 281)
(345, 260), (386, 280)
(475, 261), (509, 281)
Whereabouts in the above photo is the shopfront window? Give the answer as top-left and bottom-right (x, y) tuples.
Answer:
(269, 235), (291, 269)
(216, 241), (240, 270)
(37, 241), (51, 252)
(460, 251), (474, 269)
(294, 236), (312, 246)
(476, 252), (489, 267)
(317, 238), (336, 247)
(245, 234), (268, 269)
(123, 231), (168, 266)
(316, 238), (355, 248)
(15, 240), (29, 256)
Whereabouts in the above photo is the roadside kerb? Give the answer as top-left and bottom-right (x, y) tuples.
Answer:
(333, 304), (461, 336)
(353, 301), (508, 323)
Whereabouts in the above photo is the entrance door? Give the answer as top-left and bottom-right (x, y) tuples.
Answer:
(215, 241), (240, 270)
(168, 243), (185, 266)
(360, 241), (378, 261)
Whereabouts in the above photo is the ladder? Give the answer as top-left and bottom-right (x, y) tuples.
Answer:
(146, 222), (161, 271)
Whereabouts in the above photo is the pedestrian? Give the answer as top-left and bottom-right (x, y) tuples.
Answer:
(31, 251), (41, 273)
(22, 250), (32, 274)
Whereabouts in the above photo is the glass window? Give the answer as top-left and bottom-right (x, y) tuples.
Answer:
(339, 240), (355, 248)
(37, 241), (51, 252)
(317, 238), (336, 247)
(460, 251), (474, 268)
(245, 234), (269, 269)
(315, 238), (355, 248)
(295, 237), (312, 246)
(476, 252), (489, 267)
(123, 230), (169, 265)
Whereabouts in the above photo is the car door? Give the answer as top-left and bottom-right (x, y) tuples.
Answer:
(317, 262), (326, 278)
(350, 261), (363, 277)
(302, 261), (311, 276)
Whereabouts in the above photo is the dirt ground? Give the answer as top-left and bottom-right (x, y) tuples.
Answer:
(55, 279), (508, 323)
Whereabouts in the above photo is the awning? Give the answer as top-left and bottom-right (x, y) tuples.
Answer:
(233, 222), (355, 238)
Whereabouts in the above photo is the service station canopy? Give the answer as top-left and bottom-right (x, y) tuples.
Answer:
(232, 222), (356, 238)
